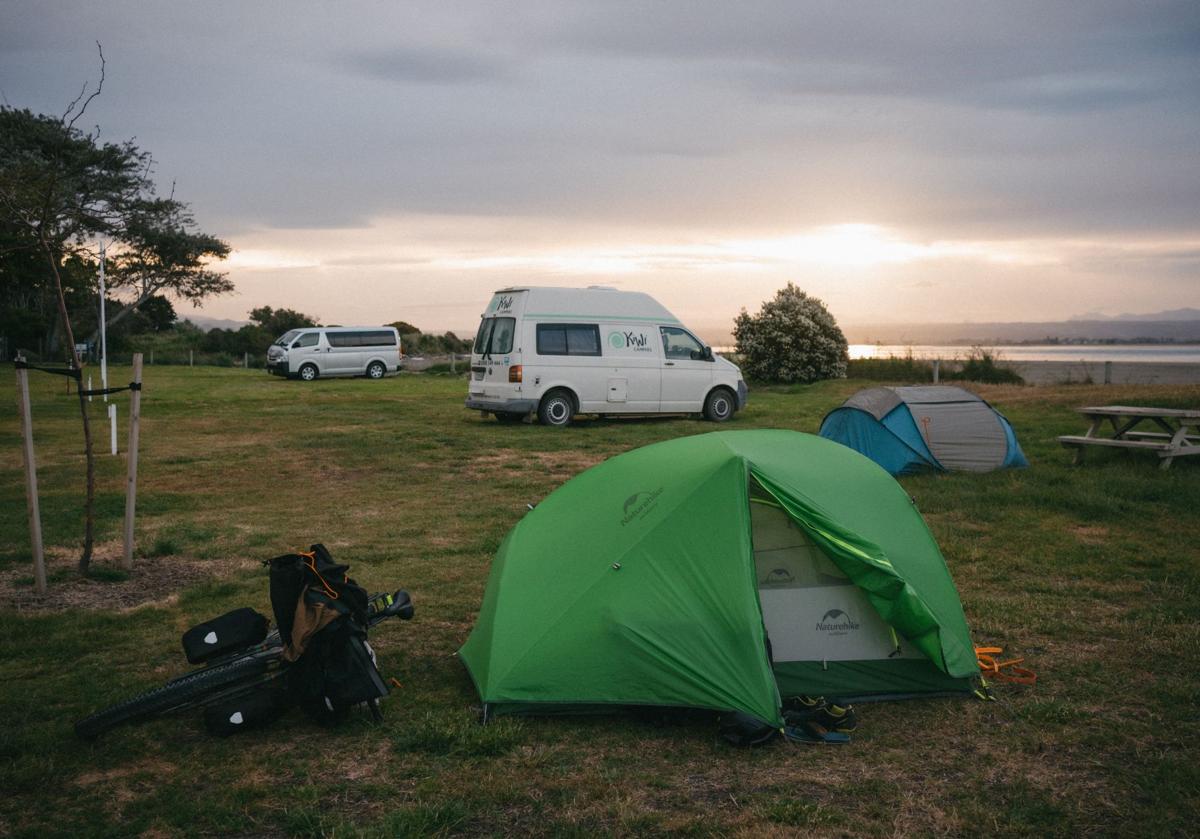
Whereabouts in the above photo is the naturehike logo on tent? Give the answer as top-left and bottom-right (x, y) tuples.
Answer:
(621, 488), (663, 526)
(816, 609), (860, 636)
(607, 331), (652, 352)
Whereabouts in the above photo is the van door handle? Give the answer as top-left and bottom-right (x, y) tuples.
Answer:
(664, 362), (675, 366)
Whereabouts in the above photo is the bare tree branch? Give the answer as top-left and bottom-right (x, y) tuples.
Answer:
(66, 42), (106, 130)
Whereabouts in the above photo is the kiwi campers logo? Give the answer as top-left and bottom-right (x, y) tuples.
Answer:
(816, 609), (860, 636)
(489, 295), (514, 313)
(621, 488), (664, 526)
(607, 330), (653, 352)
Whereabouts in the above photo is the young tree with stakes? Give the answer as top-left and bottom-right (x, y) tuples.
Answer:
(0, 46), (231, 573)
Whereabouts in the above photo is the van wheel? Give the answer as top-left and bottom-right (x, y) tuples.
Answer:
(299, 364), (318, 382)
(366, 361), (386, 379)
(538, 390), (575, 427)
(703, 387), (735, 422)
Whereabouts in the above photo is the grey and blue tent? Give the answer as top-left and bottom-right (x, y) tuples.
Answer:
(819, 386), (1027, 476)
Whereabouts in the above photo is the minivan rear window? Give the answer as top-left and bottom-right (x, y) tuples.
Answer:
(536, 324), (601, 356)
(474, 317), (515, 355)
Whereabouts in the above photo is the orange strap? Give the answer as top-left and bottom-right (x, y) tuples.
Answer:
(975, 645), (1037, 685)
(297, 550), (340, 600)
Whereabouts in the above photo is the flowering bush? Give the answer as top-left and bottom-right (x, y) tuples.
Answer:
(733, 284), (848, 383)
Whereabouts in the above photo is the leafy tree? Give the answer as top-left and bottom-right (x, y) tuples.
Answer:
(248, 305), (319, 336)
(387, 320), (420, 336)
(0, 49), (230, 572)
(733, 283), (848, 383)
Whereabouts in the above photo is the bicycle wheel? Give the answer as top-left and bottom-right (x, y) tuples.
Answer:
(75, 654), (273, 740)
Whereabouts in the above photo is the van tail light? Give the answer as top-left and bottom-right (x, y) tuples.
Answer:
(509, 365), (523, 383)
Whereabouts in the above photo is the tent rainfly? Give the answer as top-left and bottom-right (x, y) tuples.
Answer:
(819, 385), (1028, 476)
(459, 430), (979, 729)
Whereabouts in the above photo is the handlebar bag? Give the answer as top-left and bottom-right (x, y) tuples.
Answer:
(182, 608), (269, 664)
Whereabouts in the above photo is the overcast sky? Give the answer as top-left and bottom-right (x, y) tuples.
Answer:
(3, 1), (1198, 339)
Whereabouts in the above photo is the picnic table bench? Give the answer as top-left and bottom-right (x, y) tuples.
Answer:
(1058, 405), (1200, 470)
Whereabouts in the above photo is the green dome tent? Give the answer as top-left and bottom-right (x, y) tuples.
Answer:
(459, 430), (978, 727)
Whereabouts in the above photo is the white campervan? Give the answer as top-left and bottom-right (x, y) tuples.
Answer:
(464, 286), (747, 425)
(266, 326), (402, 381)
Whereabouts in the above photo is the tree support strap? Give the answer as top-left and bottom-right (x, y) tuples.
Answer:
(14, 359), (81, 380)
(14, 359), (143, 396)
(79, 382), (141, 397)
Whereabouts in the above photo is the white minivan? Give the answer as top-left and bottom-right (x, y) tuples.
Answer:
(266, 326), (402, 381)
(465, 286), (747, 425)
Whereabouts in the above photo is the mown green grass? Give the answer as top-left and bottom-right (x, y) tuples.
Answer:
(0, 366), (1197, 837)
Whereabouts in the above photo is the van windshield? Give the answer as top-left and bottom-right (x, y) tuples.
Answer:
(275, 330), (300, 346)
(473, 317), (515, 356)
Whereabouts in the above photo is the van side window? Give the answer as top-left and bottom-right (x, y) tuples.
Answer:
(660, 327), (704, 360)
(359, 330), (397, 346)
(293, 332), (319, 348)
(536, 324), (601, 356)
(327, 332), (357, 348)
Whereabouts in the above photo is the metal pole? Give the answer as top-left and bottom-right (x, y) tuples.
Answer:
(932, 359), (940, 384)
(99, 242), (108, 402)
(109, 403), (118, 455)
(122, 353), (143, 570)
(189, 349), (193, 367)
(16, 368), (47, 594)
(1104, 361), (1112, 385)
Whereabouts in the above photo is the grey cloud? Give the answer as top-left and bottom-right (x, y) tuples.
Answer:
(341, 46), (514, 85)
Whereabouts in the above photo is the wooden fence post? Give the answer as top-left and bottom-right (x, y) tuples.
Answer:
(16, 368), (47, 594)
(122, 354), (143, 571)
(1104, 361), (1112, 385)
(189, 349), (193, 367)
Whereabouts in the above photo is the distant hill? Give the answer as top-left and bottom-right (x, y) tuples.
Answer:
(183, 314), (250, 331)
(1068, 307), (1200, 323)
(843, 320), (1200, 345)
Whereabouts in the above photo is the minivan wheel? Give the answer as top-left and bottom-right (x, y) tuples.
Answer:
(538, 390), (575, 427)
(366, 361), (386, 379)
(299, 364), (318, 382)
(703, 387), (735, 422)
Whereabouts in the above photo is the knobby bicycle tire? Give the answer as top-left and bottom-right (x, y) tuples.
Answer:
(75, 654), (274, 740)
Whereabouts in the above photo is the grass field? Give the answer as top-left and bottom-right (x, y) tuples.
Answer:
(1, 366), (1198, 838)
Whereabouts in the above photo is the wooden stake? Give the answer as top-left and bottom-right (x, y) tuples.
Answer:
(16, 368), (47, 594)
(122, 354), (143, 571)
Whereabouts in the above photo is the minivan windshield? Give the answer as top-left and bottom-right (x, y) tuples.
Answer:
(275, 330), (300, 346)
(473, 317), (515, 356)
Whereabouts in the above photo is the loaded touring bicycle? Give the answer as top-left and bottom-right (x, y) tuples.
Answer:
(465, 286), (748, 425)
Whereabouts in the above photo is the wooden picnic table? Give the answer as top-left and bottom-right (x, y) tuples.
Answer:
(1058, 405), (1200, 470)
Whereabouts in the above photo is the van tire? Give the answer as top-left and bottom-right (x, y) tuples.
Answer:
(298, 364), (318, 382)
(366, 361), (386, 379)
(703, 387), (736, 422)
(538, 390), (575, 427)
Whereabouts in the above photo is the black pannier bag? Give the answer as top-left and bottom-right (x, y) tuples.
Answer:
(182, 607), (269, 664)
(267, 544), (389, 725)
(203, 683), (290, 737)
